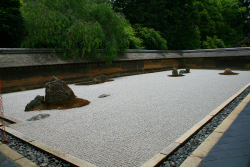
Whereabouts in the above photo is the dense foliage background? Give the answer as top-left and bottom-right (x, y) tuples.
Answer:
(21, 0), (133, 63)
(112, 0), (250, 50)
(0, 0), (25, 47)
(1, 0), (250, 62)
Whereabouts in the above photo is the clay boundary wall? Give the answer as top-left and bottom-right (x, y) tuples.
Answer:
(0, 47), (250, 93)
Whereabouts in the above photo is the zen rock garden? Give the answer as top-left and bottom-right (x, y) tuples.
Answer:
(25, 76), (90, 112)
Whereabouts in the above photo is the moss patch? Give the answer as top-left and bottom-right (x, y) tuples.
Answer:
(219, 73), (239, 75)
(28, 98), (90, 111)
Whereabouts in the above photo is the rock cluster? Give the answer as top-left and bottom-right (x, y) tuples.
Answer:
(25, 76), (77, 111)
(172, 68), (188, 76)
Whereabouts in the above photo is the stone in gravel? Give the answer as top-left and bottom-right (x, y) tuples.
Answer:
(93, 75), (109, 83)
(27, 114), (50, 121)
(179, 70), (186, 74)
(25, 95), (44, 111)
(98, 94), (110, 98)
(45, 76), (76, 103)
(40, 163), (48, 167)
(172, 67), (178, 76)
(224, 68), (233, 74)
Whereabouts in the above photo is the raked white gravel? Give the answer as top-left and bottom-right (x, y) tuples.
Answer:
(3, 69), (250, 167)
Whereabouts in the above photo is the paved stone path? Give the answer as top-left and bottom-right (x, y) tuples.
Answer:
(198, 101), (250, 167)
(0, 153), (20, 167)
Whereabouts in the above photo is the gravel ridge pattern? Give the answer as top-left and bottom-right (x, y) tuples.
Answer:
(1, 70), (250, 167)
(1, 86), (249, 167)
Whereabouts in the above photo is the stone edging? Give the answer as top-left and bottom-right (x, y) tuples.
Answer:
(0, 126), (96, 167)
(0, 141), (38, 167)
(179, 89), (250, 167)
(141, 83), (250, 167)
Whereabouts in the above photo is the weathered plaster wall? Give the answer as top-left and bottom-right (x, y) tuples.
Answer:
(0, 48), (250, 93)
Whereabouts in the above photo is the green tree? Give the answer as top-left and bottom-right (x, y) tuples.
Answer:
(195, 0), (246, 46)
(112, 0), (201, 50)
(238, 0), (250, 36)
(22, 0), (132, 63)
(124, 25), (144, 49)
(133, 24), (167, 50)
(0, 0), (25, 47)
(195, 0), (224, 41)
(202, 36), (226, 49)
(219, 0), (246, 45)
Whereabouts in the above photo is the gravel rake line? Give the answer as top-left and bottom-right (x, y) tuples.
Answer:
(159, 86), (250, 167)
(1, 86), (249, 167)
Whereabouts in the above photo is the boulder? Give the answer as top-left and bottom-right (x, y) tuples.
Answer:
(45, 76), (76, 103)
(186, 68), (190, 73)
(93, 75), (109, 83)
(27, 114), (50, 121)
(224, 68), (233, 74)
(172, 68), (178, 76)
(25, 95), (44, 111)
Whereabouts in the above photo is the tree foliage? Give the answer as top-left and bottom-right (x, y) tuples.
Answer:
(132, 24), (167, 50)
(202, 36), (226, 49)
(124, 25), (144, 49)
(112, 0), (201, 50)
(195, 0), (246, 46)
(113, 0), (248, 49)
(238, 0), (250, 36)
(22, 0), (131, 63)
(0, 0), (25, 47)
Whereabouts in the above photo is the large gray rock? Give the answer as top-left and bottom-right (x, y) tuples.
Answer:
(45, 76), (76, 103)
(25, 95), (44, 111)
(224, 68), (233, 74)
(172, 68), (178, 76)
(93, 75), (108, 83)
